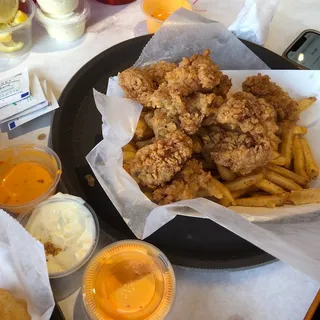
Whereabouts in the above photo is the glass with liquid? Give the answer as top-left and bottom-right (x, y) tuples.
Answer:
(141, 0), (192, 34)
(82, 240), (176, 320)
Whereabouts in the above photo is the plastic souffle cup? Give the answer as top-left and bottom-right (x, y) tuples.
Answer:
(0, 144), (62, 215)
(37, 0), (80, 16)
(19, 194), (100, 301)
(36, 0), (90, 42)
(82, 240), (176, 320)
(0, 0), (36, 72)
(140, 0), (192, 34)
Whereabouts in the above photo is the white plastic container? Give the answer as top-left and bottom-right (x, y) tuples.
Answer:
(36, 0), (90, 42)
(19, 193), (100, 301)
(37, 0), (79, 16)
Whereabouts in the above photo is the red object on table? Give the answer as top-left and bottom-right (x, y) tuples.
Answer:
(96, 0), (136, 4)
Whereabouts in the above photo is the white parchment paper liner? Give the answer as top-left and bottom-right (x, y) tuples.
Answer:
(134, 9), (269, 70)
(87, 10), (320, 282)
(0, 209), (54, 320)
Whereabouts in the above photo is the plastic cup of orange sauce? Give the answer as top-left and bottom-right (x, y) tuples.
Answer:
(140, 0), (192, 34)
(82, 240), (176, 320)
(0, 144), (62, 215)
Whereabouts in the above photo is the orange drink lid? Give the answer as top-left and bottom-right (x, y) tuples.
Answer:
(82, 240), (176, 320)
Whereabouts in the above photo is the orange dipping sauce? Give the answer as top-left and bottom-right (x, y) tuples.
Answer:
(0, 162), (54, 206)
(151, 10), (171, 21)
(83, 241), (175, 320)
(142, 0), (192, 33)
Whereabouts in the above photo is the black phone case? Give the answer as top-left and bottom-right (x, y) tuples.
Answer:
(282, 29), (320, 70)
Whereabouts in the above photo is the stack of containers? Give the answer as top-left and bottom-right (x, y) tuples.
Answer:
(36, 0), (90, 42)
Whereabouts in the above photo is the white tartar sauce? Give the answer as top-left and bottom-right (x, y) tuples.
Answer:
(26, 194), (96, 274)
(37, 0), (79, 16)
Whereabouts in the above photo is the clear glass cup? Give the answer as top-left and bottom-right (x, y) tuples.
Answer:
(140, 0), (192, 34)
(0, 144), (62, 215)
(0, 0), (36, 72)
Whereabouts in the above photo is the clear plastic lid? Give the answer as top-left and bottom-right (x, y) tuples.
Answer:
(82, 240), (176, 320)
(36, 0), (90, 27)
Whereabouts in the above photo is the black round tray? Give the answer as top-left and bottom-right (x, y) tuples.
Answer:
(52, 35), (296, 269)
(51, 305), (65, 320)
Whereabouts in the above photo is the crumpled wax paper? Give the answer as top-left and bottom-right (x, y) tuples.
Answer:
(134, 9), (268, 70)
(0, 210), (54, 320)
(87, 10), (320, 282)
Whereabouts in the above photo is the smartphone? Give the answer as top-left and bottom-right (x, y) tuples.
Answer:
(283, 29), (320, 70)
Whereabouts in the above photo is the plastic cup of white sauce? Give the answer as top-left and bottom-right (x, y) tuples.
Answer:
(19, 193), (100, 301)
(36, 0), (90, 42)
(37, 0), (80, 16)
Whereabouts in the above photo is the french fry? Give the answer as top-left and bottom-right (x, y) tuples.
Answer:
(123, 163), (130, 173)
(235, 193), (289, 208)
(135, 116), (153, 140)
(209, 178), (235, 204)
(143, 191), (153, 200)
(271, 140), (279, 151)
(278, 109), (285, 121)
(231, 186), (256, 199)
(293, 135), (308, 178)
(196, 190), (213, 198)
(256, 179), (286, 195)
(269, 155), (287, 166)
(276, 122), (284, 136)
(267, 164), (308, 186)
(219, 196), (232, 207)
(270, 133), (281, 144)
(293, 125), (307, 135)
(301, 138), (320, 180)
(297, 97), (317, 113)
(281, 125), (294, 168)
(270, 133), (281, 151)
(123, 151), (136, 164)
(122, 143), (136, 152)
(217, 165), (236, 181)
(225, 172), (264, 192)
(206, 178), (224, 200)
(136, 138), (154, 149)
(265, 170), (302, 191)
(271, 151), (281, 160)
(289, 189), (320, 205)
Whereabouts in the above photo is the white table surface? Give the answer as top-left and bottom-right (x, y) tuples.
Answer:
(1, 0), (320, 319)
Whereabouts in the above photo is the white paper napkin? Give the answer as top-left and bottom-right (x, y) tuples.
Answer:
(0, 210), (54, 320)
(229, 0), (280, 45)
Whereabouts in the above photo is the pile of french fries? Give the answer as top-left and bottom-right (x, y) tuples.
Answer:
(122, 97), (320, 208)
(219, 97), (319, 208)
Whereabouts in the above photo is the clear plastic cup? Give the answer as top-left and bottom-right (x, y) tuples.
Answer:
(36, 0), (90, 42)
(0, 144), (62, 215)
(82, 240), (176, 320)
(19, 195), (100, 301)
(37, 0), (79, 16)
(0, 0), (36, 72)
(96, 0), (136, 4)
(140, 0), (192, 34)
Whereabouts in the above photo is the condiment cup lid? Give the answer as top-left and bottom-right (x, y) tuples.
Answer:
(36, 0), (90, 27)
